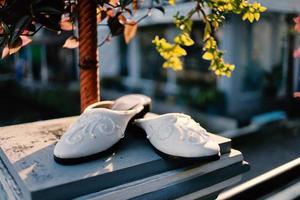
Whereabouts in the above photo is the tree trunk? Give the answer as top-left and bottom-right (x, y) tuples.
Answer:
(78, 0), (99, 112)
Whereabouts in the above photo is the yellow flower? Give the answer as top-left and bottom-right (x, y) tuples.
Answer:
(248, 13), (254, 22)
(172, 45), (187, 57)
(174, 33), (194, 46)
(204, 38), (217, 49)
(169, 0), (175, 6)
(242, 12), (255, 23)
(242, 12), (249, 21)
(202, 52), (214, 60)
(163, 57), (183, 71)
(259, 6), (267, 12)
(228, 64), (235, 71)
(254, 13), (260, 21)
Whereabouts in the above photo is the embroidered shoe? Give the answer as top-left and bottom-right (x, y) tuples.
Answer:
(54, 94), (151, 164)
(134, 113), (220, 161)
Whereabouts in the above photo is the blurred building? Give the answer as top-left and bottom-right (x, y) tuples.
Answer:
(98, 0), (300, 121)
(0, 30), (78, 85)
(1, 0), (300, 125)
(0, 31), (81, 124)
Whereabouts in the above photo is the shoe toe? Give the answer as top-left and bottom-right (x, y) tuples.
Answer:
(202, 139), (220, 156)
(54, 139), (77, 159)
(54, 131), (121, 159)
(179, 139), (220, 158)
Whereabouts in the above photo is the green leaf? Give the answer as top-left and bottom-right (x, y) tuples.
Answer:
(8, 37), (22, 55)
(204, 22), (211, 40)
(108, 15), (125, 36)
(34, 13), (61, 31)
(202, 52), (214, 60)
(9, 15), (31, 46)
(124, 22), (138, 43)
(154, 6), (165, 14)
(34, 6), (63, 15)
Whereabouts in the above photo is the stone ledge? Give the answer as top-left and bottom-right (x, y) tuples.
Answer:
(76, 152), (248, 200)
(0, 116), (244, 200)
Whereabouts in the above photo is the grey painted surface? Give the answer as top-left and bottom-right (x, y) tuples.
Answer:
(133, 162), (249, 200)
(264, 179), (300, 200)
(182, 175), (242, 200)
(0, 157), (23, 200)
(77, 150), (245, 200)
(0, 116), (234, 200)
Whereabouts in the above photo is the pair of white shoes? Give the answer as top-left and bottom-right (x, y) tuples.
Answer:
(54, 94), (220, 164)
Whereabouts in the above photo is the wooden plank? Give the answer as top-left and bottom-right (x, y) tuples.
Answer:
(0, 116), (233, 200)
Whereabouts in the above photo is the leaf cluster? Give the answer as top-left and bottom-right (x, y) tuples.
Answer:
(152, 0), (267, 77)
(0, 0), (65, 58)
(0, 0), (166, 57)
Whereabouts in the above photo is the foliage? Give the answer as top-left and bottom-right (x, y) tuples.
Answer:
(294, 15), (300, 58)
(153, 0), (266, 76)
(0, 0), (266, 77)
(293, 15), (300, 99)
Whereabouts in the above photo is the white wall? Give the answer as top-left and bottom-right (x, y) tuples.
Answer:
(218, 14), (289, 116)
(98, 28), (120, 77)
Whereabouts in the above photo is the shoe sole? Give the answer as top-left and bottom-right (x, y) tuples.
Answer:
(54, 140), (123, 165)
(150, 140), (221, 163)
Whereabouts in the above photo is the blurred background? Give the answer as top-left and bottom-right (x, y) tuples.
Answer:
(0, 0), (300, 184)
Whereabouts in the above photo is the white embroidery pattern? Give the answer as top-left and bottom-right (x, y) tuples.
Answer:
(148, 114), (209, 144)
(66, 112), (121, 144)
(175, 114), (209, 145)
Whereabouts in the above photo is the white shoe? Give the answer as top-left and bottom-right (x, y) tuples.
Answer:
(54, 94), (151, 164)
(134, 113), (220, 160)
